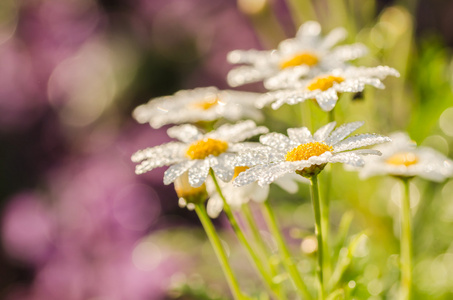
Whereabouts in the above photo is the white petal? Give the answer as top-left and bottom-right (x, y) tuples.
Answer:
(329, 152), (364, 167)
(131, 142), (185, 163)
(235, 147), (285, 166)
(333, 134), (391, 152)
(274, 173), (306, 193)
(167, 125), (203, 143)
(257, 162), (301, 186)
(320, 27), (347, 49)
(250, 185), (270, 202)
(326, 121), (364, 145)
(209, 120), (268, 143)
(188, 159), (211, 187)
(163, 160), (196, 185)
(315, 88), (339, 111)
(314, 122), (337, 142)
(260, 133), (297, 151)
(329, 43), (368, 61)
(287, 127), (314, 144)
(207, 195), (224, 218)
(134, 157), (183, 175)
(210, 154), (235, 182)
(234, 164), (274, 187)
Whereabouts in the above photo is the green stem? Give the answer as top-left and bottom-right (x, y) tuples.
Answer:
(194, 203), (244, 300)
(400, 178), (412, 300)
(320, 169), (332, 287)
(242, 204), (287, 300)
(328, 109), (335, 123)
(209, 170), (281, 298)
(310, 175), (324, 300)
(262, 201), (313, 300)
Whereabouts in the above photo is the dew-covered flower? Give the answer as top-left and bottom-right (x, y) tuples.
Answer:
(132, 121), (268, 189)
(227, 21), (367, 88)
(258, 66), (400, 111)
(206, 168), (306, 218)
(355, 132), (453, 182)
(133, 87), (263, 128)
(233, 121), (390, 186)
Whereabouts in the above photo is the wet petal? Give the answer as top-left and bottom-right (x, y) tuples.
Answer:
(326, 121), (364, 145)
(333, 134), (391, 152)
(189, 159), (211, 187)
(163, 160), (196, 185)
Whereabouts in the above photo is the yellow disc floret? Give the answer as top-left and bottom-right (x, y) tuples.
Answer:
(307, 75), (344, 91)
(386, 152), (419, 167)
(175, 172), (207, 204)
(280, 52), (319, 69)
(233, 166), (249, 179)
(186, 138), (229, 160)
(285, 142), (333, 162)
(191, 97), (220, 110)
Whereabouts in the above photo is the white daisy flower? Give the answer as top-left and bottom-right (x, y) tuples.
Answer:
(258, 66), (400, 111)
(206, 168), (306, 218)
(133, 87), (263, 128)
(355, 132), (453, 182)
(227, 21), (368, 88)
(233, 121), (391, 187)
(131, 121), (268, 188)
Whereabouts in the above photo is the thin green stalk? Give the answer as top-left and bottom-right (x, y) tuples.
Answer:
(310, 175), (324, 300)
(209, 170), (281, 299)
(328, 109), (335, 123)
(242, 204), (287, 300)
(320, 168), (332, 286)
(262, 201), (313, 300)
(399, 178), (412, 300)
(194, 203), (244, 300)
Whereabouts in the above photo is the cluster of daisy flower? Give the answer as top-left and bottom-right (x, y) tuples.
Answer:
(131, 21), (453, 300)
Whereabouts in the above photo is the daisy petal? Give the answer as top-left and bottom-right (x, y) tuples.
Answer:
(315, 88), (339, 111)
(287, 127), (314, 144)
(314, 122), (337, 141)
(167, 125), (203, 143)
(209, 120), (268, 143)
(163, 161), (196, 185)
(131, 142), (185, 163)
(329, 152), (364, 167)
(257, 162), (301, 186)
(326, 121), (364, 145)
(189, 159), (211, 187)
(234, 165), (270, 187)
(210, 154), (235, 182)
(260, 133), (297, 151)
(235, 148), (285, 166)
(207, 195), (224, 218)
(333, 134), (391, 152)
(135, 157), (183, 175)
(320, 27), (347, 49)
(329, 43), (368, 61)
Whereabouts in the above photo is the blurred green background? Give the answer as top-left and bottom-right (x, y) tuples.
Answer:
(1, 0), (453, 299)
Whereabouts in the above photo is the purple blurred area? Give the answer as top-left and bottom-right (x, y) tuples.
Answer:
(0, 0), (259, 298)
(1, 0), (452, 299)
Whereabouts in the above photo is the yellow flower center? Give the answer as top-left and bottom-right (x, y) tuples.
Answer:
(191, 97), (219, 110)
(174, 172), (207, 204)
(307, 75), (345, 91)
(233, 166), (249, 179)
(280, 52), (319, 69)
(386, 152), (419, 167)
(285, 142), (333, 162)
(186, 138), (229, 160)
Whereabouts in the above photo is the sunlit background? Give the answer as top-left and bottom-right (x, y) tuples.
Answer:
(1, 0), (453, 299)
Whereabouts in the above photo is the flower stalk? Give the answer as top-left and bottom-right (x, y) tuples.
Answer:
(399, 178), (412, 300)
(194, 202), (244, 300)
(209, 170), (282, 299)
(261, 200), (313, 300)
(310, 174), (325, 300)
